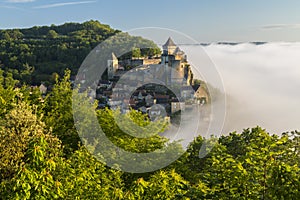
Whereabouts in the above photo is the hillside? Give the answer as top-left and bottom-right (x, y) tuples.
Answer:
(0, 20), (160, 85)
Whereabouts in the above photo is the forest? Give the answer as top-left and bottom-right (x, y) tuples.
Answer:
(0, 20), (160, 86)
(0, 21), (299, 199)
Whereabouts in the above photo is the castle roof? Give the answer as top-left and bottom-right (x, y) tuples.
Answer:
(163, 37), (176, 48)
(174, 47), (184, 54)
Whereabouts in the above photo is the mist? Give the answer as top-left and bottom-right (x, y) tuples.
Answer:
(185, 42), (300, 135)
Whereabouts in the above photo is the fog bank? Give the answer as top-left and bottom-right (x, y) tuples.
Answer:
(188, 42), (300, 134)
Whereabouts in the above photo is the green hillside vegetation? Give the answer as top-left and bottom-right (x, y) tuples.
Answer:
(0, 69), (299, 199)
(0, 21), (299, 199)
(0, 20), (160, 86)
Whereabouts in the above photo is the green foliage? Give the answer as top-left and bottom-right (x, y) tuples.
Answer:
(43, 69), (79, 152)
(0, 27), (299, 198)
(0, 70), (19, 117)
(0, 100), (63, 199)
(56, 146), (124, 199)
(125, 170), (188, 200)
(47, 30), (58, 39)
(96, 108), (168, 153)
(0, 20), (117, 85)
(132, 47), (141, 58)
(3, 135), (63, 200)
(181, 127), (300, 199)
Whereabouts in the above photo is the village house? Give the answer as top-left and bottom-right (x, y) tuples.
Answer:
(39, 83), (47, 94)
(171, 101), (186, 114)
(194, 85), (209, 104)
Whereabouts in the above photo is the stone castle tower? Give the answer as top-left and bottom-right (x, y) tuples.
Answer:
(161, 37), (193, 86)
(107, 52), (118, 79)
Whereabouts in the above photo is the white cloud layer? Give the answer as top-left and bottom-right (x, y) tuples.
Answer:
(6, 0), (35, 3)
(261, 24), (300, 30)
(186, 43), (300, 134)
(33, 1), (96, 9)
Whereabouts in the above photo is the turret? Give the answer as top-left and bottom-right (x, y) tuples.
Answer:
(162, 37), (177, 55)
(107, 52), (118, 79)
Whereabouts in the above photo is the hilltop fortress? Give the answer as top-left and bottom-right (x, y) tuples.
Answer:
(90, 37), (209, 118)
(107, 37), (194, 86)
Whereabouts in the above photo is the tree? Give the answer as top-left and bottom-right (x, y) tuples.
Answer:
(0, 70), (19, 117)
(47, 30), (58, 39)
(0, 101), (64, 199)
(132, 47), (141, 58)
(2, 135), (64, 200)
(125, 170), (188, 200)
(0, 102), (59, 179)
(43, 70), (79, 153)
(56, 146), (124, 199)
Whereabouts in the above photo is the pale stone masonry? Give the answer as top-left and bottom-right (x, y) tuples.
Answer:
(108, 37), (194, 86)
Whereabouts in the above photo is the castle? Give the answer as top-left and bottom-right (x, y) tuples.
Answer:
(107, 37), (193, 86)
(91, 37), (210, 116)
(76, 37), (209, 116)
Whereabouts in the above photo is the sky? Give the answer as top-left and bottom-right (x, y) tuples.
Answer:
(1, 0), (300, 42)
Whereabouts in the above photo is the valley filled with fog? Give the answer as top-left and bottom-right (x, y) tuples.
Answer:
(183, 43), (300, 135)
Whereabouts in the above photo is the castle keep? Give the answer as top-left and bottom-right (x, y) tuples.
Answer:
(108, 37), (193, 86)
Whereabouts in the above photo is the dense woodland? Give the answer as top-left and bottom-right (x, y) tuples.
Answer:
(0, 21), (299, 199)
